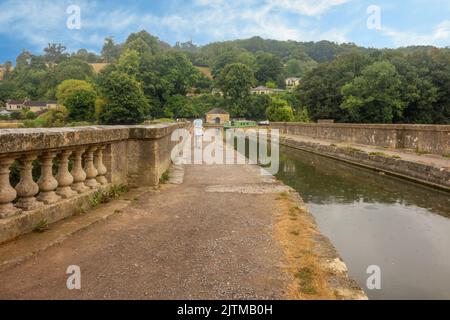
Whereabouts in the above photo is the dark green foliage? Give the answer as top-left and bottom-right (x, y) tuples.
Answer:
(99, 71), (150, 124)
(64, 89), (96, 122)
(266, 98), (294, 122)
(1, 33), (449, 125)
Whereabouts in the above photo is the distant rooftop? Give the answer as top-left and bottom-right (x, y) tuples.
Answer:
(251, 86), (271, 91)
(206, 108), (229, 115)
(6, 100), (24, 104)
(24, 101), (47, 107)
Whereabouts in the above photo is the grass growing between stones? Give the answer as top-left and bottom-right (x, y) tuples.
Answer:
(89, 184), (129, 208)
(159, 170), (170, 184)
(370, 151), (389, 157)
(342, 146), (363, 153)
(274, 191), (366, 300)
(274, 194), (335, 299)
(33, 219), (49, 233)
(369, 151), (401, 159)
(275, 191), (290, 200)
(415, 149), (429, 156)
(295, 267), (317, 295)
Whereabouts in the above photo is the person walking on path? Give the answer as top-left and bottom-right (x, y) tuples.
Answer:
(193, 118), (203, 149)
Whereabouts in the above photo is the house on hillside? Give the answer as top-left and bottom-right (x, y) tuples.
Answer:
(251, 86), (272, 95)
(250, 86), (285, 95)
(23, 101), (49, 113)
(5, 100), (60, 113)
(5, 100), (24, 111)
(46, 101), (59, 109)
(206, 108), (230, 124)
(285, 77), (301, 89)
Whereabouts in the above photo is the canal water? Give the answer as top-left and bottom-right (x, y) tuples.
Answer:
(275, 145), (450, 300)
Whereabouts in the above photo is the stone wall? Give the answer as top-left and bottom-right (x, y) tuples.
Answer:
(279, 136), (450, 191)
(270, 123), (450, 155)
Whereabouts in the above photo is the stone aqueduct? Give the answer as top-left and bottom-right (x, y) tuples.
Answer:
(0, 122), (449, 243)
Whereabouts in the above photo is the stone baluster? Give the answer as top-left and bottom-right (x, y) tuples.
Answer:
(94, 145), (108, 185)
(15, 154), (42, 210)
(56, 150), (77, 199)
(71, 148), (89, 193)
(0, 156), (21, 218)
(84, 146), (98, 189)
(37, 151), (61, 204)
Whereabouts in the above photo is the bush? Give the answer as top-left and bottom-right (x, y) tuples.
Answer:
(265, 98), (294, 122)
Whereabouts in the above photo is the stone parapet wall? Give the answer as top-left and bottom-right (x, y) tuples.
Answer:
(271, 123), (450, 155)
(279, 136), (450, 191)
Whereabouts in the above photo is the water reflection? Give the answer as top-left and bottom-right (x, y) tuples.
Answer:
(277, 146), (450, 217)
(276, 145), (450, 300)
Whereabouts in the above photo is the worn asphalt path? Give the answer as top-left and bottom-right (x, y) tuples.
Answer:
(0, 164), (291, 299)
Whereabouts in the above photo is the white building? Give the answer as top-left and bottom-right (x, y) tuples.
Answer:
(285, 77), (301, 89)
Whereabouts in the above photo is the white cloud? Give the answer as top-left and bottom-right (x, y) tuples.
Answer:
(382, 21), (450, 46)
(175, 0), (351, 43)
(0, 0), (352, 56)
(269, 0), (352, 17)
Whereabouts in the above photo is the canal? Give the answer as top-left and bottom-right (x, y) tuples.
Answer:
(275, 145), (450, 300)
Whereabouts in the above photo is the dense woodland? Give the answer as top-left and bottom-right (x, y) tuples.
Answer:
(0, 30), (449, 126)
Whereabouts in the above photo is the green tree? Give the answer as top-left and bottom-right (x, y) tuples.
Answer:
(56, 80), (97, 121)
(139, 51), (199, 117)
(217, 63), (255, 101)
(99, 71), (150, 124)
(266, 98), (294, 122)
(125, 30), (160, 55)
(164, 94), (198, 118)
(211, 49), (255, 77)
(341, 61), (405, 123)
(44, 43), (68, 64)
(54, 58), (93, 83)
(101, 37), (122, 62)
(117, 49), (141, 77)
(124, 38), (151, 57)
(298, 52), (371, 121)
(216, 63), (255, 116)
(255, 52), (282, 84)
(247, 94), (271, 119)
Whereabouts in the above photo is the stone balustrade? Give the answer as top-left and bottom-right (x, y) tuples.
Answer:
(0, 123), (189, 242)
(0, 144), (110, 219)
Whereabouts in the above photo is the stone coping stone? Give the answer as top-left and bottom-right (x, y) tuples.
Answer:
(0, 122), (188, 154)
(271, 122), (450, 132)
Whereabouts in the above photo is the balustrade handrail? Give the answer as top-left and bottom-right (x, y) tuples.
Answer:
(0, 123), (187, 155)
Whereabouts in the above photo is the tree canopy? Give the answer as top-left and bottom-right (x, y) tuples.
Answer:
(1, 31), (449, 126)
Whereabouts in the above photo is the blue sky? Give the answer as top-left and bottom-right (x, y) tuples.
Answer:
(0, 0), (449, 63)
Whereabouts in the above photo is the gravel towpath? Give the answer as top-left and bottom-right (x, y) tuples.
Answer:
(0, 164), (292, 299)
